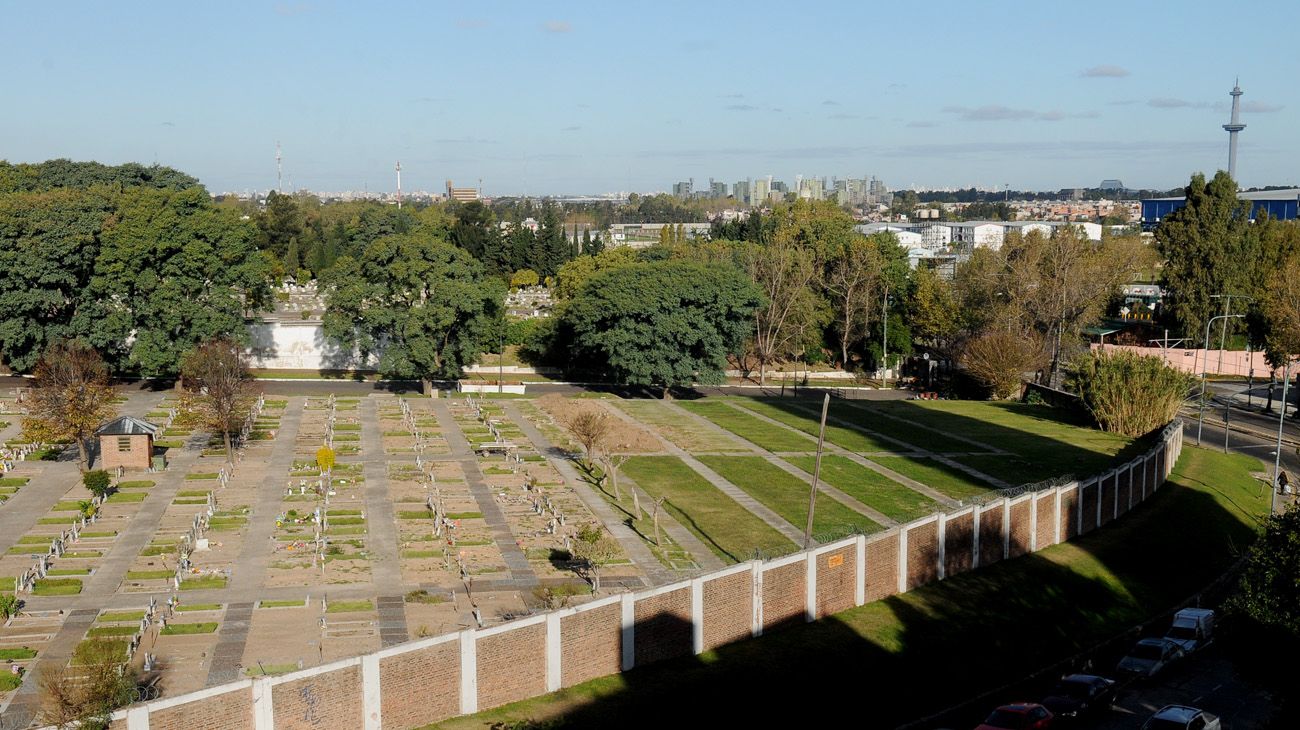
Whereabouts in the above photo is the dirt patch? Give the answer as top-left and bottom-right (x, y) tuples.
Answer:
(536, 396), (663, 454)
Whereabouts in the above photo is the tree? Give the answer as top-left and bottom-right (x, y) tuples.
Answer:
(1260, 250), (1300, 368)
(536, 201), (571, 277)
(823, 235), (884, 367)
(564, 260), (762, 397)
(1227, 505), (1300, 638)
(510, 269), (540, 289)
(564, 407), (610, 472)
(0, 187), (112, 372)
(180, 337), (255, 463)
(1156, 172), (1253, 339)
(554, 247), (640, 300)
(83, 470), (112, 499)
(22, 340), (116, 471)
(39, 638), (137, 729)
(316, 444), (336, 475)
(77, 186), (271, 376)
(1067, 351), (1194, 436)
(960, 328), (1048, 399)
(571, 525), (621, 594)
(449, 200), (498, 260)
(322, 234), (504, 392)
(908, 264), (961, 353)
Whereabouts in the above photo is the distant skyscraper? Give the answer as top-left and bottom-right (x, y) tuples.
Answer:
(709, 179), (727, 198)
(1223, 81), (1246, 182)
(734, 179), (751, 205)
(753, 177), (771, 205)
(672, 179), (693, 198)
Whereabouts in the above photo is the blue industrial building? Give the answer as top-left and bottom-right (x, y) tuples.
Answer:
(1141, 188), (1300, 229)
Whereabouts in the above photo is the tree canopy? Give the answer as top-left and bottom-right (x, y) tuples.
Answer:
(564, 260), (762, 395)
(322, 234), (503, 384)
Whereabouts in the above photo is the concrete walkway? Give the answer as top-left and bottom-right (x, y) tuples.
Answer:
(428, 399), (537, 589)
(500, 403), (675, 585)
(226, 397), (305, 594)
(357, 399), (405, 594)
(2, 608), (98, 725)
(205, 602), (254, 685)
(600, 402), (807, 544)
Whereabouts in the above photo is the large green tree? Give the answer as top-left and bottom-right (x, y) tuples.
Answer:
(564, 260), (762, 397)
(77, 186), (271, 376)
(0, 187), (112, 372)
(322, 235), (503, 390)
(1156, 171), (1253, 339)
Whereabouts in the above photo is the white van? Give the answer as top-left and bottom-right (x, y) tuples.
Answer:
(1165, 608), (1215, 652)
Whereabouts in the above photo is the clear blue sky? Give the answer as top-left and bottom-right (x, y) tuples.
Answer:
(4, 1), (1297, 195)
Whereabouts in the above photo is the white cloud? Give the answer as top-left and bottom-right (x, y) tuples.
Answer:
(1081, 65), (1130, 78)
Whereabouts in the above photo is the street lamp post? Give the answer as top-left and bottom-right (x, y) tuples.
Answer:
(1273, 359), (1292, 515)
(1197, 313), (1244, 446)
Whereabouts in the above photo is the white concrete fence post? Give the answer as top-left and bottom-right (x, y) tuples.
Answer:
(459, 629), (478, 715)
(854, 535), (866, 606)
(751, 560), (764, 637)
(362, 653), (381, 730)
(253, 677), (275, 730)
(545, 612), (562, 692)
(691, 577), (706, 653)
(804, 552), (817, 622)
(620, 593), (636, 670)
(936, 512), (948, 580)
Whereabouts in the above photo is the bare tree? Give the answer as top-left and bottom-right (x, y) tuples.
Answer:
(824, 237), (884, 367)
(961, 328), (1050, 399)
(602, 453), (632, 511)
(564, 407), (609, 471)
(39, 638), (137, 728)
(650, 496), (668, 546)
(23, 340), (117, 472)
(180, 337), (256, 464)
(746, 240), (820, 385)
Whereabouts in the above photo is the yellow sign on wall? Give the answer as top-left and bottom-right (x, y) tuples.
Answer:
(827, 554), (844, 569)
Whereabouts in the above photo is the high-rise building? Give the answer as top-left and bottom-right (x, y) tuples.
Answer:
(797, 176), (824, 201)
(673, 179), (694, 198)
(753, 177), (771, 205)
(445, 180), (479, 202)
(709, 178), (727, 198)
(734, 179), (751, 205)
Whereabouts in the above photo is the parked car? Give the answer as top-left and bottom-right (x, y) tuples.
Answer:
(1141, 704), (1221, 730)
(1116, 637), (1184, 679)
(1164, 608), (1215, 653)
(975, 703), (1054, 730)
(1039, 674), (1117, 720)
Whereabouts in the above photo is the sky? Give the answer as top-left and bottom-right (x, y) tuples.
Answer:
(4, 1), (1299, 195)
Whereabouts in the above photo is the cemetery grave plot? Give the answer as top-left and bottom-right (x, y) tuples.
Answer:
(675, 400), (818, 453)
(535, 395), (664, 455)
(389, 459), (499, 585)
(463, 399), (638, 584)
(0, 608), (63, 696)
(241, 600), (320, 677)
(697, 455), (882, 539)
(380, 398), (448, 456)
(109, 602), (224, 696)
(318, 597), (382, 662)
(514, 400), (703, 574)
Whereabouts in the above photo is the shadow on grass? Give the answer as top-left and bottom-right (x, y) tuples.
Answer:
(438, 450), (1267, 729)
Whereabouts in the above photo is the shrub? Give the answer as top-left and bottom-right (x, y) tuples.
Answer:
(1067, 351), (1194, 436)
(960, 328), (1049, 399)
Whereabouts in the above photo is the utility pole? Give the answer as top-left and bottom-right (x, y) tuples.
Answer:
(881, 287), (891, 388)
(803, 394), (830, 549)
(1197, 313), (1244, 445)
(1273, 359), (1291, 515)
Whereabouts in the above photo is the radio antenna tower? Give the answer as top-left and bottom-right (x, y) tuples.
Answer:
(275, 141), (283, 194)
(1223, 80), (1246, 182)
(396, 161), (402, 209)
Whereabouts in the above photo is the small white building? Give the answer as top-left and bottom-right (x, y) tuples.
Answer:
(949, 222), (1006, 250)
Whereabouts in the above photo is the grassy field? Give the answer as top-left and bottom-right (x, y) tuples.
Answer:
(431, 446), (1268, 729)
(697, 456), (880, 538)
(730, 398), (895, 452)
(868, 455), (998, 500)
(611, 400), (750, 453)
(675, 401), (812, 453)
(786, 455), (938, 523)
(621, 456), (797, 562)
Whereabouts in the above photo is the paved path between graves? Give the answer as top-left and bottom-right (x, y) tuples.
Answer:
(205, 602), (254, 686)
(358, 398), (407, 645)
(502, 403), (683, 584)
(429, 399), (537, 589)
(718, 400), (960, 508)
(598, 402), (808, 545)
(658, 402), (899, 528)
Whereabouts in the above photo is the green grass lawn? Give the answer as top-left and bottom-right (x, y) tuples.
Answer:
(180, 575), (227, 590)
(107, 491), (148, 503)
(97, 611), (146, 623)
(622, 456), (796, 563)
(786, 455), (938, 523)
(611, 399), (750, 453)
(698, 456), (879, 539)
(258, 600), (305, 609)
(87, 626), (137, 637)
(434, 447), (1268, 729)
(161, 622), (218, 635)
(868, 456), (998, 501)
(326, 599), (373, 613)
(126, 570), (174, 580)
(799, 399), (972, 453)
(676, 401), (812, 453)
(176, 603), (222, 612)
(0, 647), (37, 660)
(32, 578), (82, 595)
(732, 398), (895, 453)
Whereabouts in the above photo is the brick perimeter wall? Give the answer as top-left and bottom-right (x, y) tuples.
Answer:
(148, 690), (252, 730)
(272, 665), (363, 730)
(560, 603), (621, 688)
(865, 532), (900, 602)
(761, 561), (806, 630)
(702, 571), (753, 650)
(477, 623), (547, 711)
(1008, 499), (1032, 558)
(633, 588), (692, 666)
(905, 521), (939, 589)
(380, 639), (460, 729)
(1059, 486), (1079, 541)
(943, 512), (974, 576)
(1099, 474), (1116, 525)
(815, 545), (856, 618)
(1080, 482), (1098, 534)
(1035, 495), (1056, 549)
(979, 505), (1005, 566)
(1117, 468), (1132, 515)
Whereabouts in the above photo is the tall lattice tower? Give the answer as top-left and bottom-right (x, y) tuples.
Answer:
(1223, 81), (1246, 182)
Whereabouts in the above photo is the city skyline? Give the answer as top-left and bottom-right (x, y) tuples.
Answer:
(4, 1), (1297, 194)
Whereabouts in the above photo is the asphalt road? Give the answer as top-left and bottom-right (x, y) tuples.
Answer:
(1093, 648), (1275, 730)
